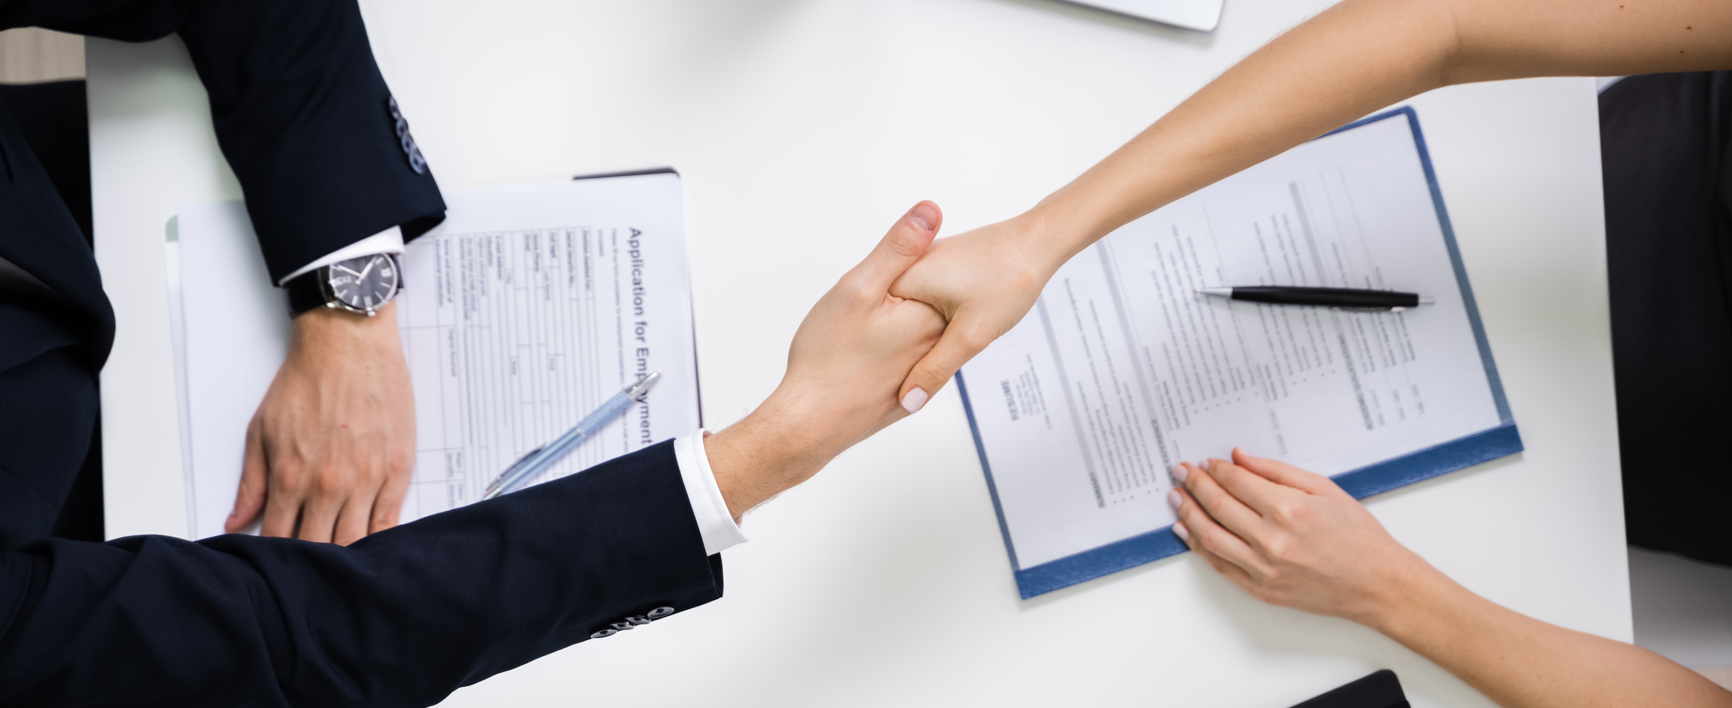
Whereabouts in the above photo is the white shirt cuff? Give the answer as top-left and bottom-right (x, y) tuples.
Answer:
(672, 429), (748, 556)
(276, 226), (406, 286)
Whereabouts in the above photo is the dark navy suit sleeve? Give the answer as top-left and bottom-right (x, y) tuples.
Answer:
(0, 441), (722, 708)
(0, 0), (447, 283)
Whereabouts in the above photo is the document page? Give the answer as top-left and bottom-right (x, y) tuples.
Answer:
(961, 114), (1505, 571)
(176, 175), (699, 540)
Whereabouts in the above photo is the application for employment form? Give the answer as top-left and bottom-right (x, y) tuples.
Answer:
(173, 174), (699, 539)
(957, 109), (1519, 598)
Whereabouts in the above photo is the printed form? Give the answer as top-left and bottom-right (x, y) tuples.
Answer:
(962, 115), (1505, 571)
(174, 175), (699, 539)
(391, 179), (700, 521)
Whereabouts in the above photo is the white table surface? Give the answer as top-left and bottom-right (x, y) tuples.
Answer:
(88, 1), (1628, 706)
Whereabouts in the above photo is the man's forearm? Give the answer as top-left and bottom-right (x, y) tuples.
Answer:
(1369, 564), (1732, 708)
(703, 394), (835, 522)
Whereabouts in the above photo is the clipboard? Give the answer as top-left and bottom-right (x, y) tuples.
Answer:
(956, 108), (1522, 599)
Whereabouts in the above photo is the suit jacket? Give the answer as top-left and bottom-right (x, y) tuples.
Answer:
(0, 440), (725, 707)
(0, 2), (723, 705)
(0, 0), (446, 376)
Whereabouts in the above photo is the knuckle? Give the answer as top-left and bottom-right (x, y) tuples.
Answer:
(956, 322), (996, 352)
(884, 232), (924, 260)
(1262, 536), (1291, 563)
(1189, 487), (1219, 513)
(1193, 527), (1221, 552)
(1270, 500), (1298, 524)
(271, 465), (303, 493)
(837, 274), (876, 301)
(917, 361), (952, 386)
(308, 467), (343, 497)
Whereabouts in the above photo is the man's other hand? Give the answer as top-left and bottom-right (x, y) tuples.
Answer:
(227, 304), (416, 545)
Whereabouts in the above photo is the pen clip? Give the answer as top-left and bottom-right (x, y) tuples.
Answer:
(625, 370), (662, 402)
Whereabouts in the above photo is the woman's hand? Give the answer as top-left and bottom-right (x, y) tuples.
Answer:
(885, 212), (1063, 412)
(1171, 450), (1732, 708)
(1168, 448), (1436, 628)
(706, 202), (949, 519)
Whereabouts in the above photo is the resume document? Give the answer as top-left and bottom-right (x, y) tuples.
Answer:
(958, 111), (1513, 591)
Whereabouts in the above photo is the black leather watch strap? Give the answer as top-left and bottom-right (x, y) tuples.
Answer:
(284, 269), (330, 318)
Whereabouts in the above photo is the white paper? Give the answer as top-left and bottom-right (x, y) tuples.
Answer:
(963, 116), (1504, 569)
(174, 175), (699, 540)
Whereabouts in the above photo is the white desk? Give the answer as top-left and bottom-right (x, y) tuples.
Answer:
(89, 1), (1628, 705)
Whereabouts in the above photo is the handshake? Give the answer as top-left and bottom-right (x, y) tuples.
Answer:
(706, 200), (1049, 520)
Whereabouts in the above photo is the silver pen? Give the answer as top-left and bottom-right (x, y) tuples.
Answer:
(481, 370), (662, 500)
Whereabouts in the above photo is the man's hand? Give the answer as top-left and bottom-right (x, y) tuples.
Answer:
(706, 202), (948, 519)
(885, 212), (1061, 413)
(1166, 448), (1433, 627)
(227, 303), (416, 545)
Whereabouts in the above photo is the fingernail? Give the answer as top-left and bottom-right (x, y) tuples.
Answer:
(901, 387), (929, 413)
(909, 202), (938, 232)
(1171, 464), (1188, 484)
(1173, 521), (1190, 541)
(1166, 489), (1182, 510)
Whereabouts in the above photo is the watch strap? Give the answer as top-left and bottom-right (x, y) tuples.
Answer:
(284, 268), (330, 318)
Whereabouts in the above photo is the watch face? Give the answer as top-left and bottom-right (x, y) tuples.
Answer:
(326, 254), (399, 312)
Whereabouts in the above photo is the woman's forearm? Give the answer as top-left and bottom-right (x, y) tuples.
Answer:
(882, 0), (1732, 408)
(1020, 0), (1732, 269)
(1371, 564), (1732, 708)
(1025, 0), (1454, 264)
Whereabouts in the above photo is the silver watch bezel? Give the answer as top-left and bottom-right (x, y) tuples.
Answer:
(318, 253), (401, 317)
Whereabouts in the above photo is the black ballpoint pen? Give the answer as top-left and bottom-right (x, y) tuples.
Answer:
(1196, 286), (1434, 311)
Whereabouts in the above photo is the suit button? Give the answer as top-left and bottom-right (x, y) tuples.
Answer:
(386, 96), (429, 174)
(625, 615), (651, 626)
(647, 606), (675, 620)
(610, 621), (635, 632)
(591, 629), (617, 639)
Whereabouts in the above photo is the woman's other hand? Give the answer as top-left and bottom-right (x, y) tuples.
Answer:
(1168, 448), (1435, 628)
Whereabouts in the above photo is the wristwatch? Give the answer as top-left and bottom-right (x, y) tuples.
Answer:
(284, 252), (403, 318)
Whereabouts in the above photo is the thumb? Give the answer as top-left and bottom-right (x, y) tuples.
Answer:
(897, 316), (990, 413)
(1231, 447), (1341, 496)
(227, 419), (268, 533)
(850, 201), (942, 293)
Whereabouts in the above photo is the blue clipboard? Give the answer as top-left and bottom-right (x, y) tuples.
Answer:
(957, 107), (1522, 600)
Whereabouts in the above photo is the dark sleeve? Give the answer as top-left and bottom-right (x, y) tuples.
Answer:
(0, 0), (447, 283)
(0, 441), (722, 708)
